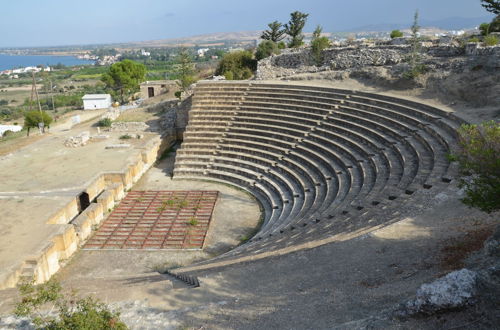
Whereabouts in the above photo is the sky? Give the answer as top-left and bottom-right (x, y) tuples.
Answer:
(0, 0), (494, 47)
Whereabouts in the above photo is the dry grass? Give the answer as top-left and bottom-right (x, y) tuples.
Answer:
(115, 108), (156, 122)
(439, 225), (495, 272)
(0, 133), (45, 156)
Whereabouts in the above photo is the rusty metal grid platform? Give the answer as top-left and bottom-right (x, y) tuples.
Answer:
(84, 191), (218, 250)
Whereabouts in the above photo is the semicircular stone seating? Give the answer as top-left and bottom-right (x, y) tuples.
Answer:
(173, 81), (465, 264)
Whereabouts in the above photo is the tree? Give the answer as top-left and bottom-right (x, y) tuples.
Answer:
(175, 48), (196, 92)
(215, 51), (256, 80)
(481, 0), (500, 15)
(480, 0), (500, 32)
(404, 10), (426, 79)
(101, 60), (145, 104)
(310, 25), (331, 66)
(390, 30), (404, 39)
(284, 11), (309, 48)
(255, 40), (280, 60)
(24, 110), (52, 136)
(450, 121), (500, 213)
(261, 21), (286, 42)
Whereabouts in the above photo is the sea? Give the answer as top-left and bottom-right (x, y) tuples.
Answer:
(0, 54), (94, 71)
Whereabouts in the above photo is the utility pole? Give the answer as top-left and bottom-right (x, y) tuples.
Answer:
(50, 80), (55, 112)
(30, 71), (45, 132)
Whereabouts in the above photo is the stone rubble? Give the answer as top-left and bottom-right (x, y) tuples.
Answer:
(63, 131), (90, 148)
(110, 122), (149, 132)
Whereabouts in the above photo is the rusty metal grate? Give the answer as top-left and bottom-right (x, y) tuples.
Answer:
(84, 190), (218, 250)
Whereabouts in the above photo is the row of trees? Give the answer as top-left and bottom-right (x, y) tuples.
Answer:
(260, 11), (309, 48)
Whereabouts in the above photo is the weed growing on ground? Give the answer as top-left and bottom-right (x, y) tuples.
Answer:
(187, 217), (198, 226)
(178, 200), (189, 210)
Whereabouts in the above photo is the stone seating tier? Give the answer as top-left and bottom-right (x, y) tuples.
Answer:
(173, 82), (463, 259)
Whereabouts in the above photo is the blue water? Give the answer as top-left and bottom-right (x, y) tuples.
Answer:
(0, 54), (94, 71)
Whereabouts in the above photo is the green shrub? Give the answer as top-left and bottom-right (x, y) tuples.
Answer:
(187, 217), (198, 226)
(277, 41), (286, 49)
(390, 30), (404, 39)
(174, 91), (182, 100)
(215, 51), (256, 80)
(97, 118), (112, 127)
(468, 37), (481, 43)
(484, 34), (499, 46)
(14, 279), (128, 329)
(255, 40), (280, 61)
(451, 121), (500, 213)
(479, 22), (490, 36)
(119, 134), (132, 140)
(403, 63), (427, 79)
(311, 36), (331, 66)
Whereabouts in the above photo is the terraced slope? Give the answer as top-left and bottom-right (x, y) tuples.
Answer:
(173, 81), (465, 264)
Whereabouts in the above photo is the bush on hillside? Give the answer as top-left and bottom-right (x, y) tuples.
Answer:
(479, 23), (491, 36)
(390, 30), (404, 39)
(450, 121), (500, 213)
(215, 51), (256, 80)
(97, 118), (112, 127)
(311, 36), (331, 66)
(14, 279), (127, 330)
(484, 34), (499, 46)
(255, 40), (280, 61)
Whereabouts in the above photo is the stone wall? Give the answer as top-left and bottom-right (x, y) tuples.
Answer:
(0, 137), (162, 290)
(144, 98), (180, 113)
(256, 43), (500, 80)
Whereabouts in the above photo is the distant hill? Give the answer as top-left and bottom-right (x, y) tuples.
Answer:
(345, 16), (493, 32)
(130, 31), (261, 47)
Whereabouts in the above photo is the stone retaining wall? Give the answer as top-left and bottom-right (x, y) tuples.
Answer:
(256, 43), (500, 80)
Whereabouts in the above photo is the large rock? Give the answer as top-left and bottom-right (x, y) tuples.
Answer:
(398, 269), (478, 316)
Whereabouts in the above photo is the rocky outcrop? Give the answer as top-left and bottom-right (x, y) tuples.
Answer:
(110, 122), (149, 132)
(256, 43), (500, 80)
(256, 42), (500, 107)
(396, 269), (478, 317)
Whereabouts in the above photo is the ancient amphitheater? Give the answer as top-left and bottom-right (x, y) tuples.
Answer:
(1, 46), (499, 328)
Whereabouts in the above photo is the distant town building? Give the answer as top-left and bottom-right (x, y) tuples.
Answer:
(141, 49), (151, 57)
(197, 48), (210, 57)
(140, 80), (177, 99)
(82, 94), (112, 110)
(2, 66), (51, 75)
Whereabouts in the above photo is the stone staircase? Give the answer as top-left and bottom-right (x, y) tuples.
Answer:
(172, 81), (464, 267)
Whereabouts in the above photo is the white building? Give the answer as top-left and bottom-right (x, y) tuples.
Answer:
(82, 94), (112, 110)
(0, 125), (22, 137)
(197, 48), (210, 57)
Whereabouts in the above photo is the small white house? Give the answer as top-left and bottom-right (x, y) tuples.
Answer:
(82, 94), (112, 110)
